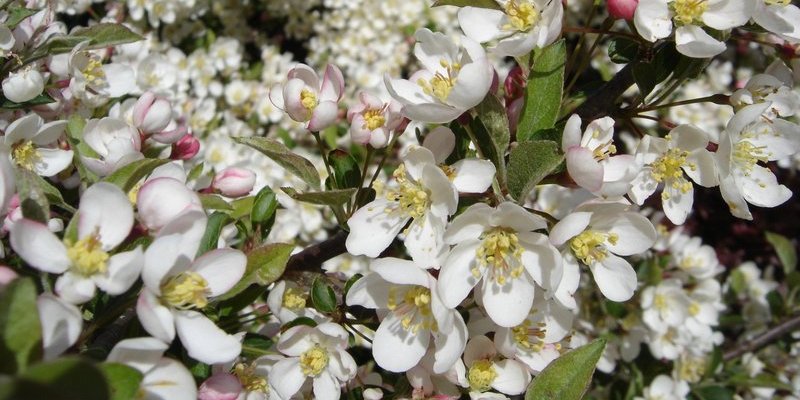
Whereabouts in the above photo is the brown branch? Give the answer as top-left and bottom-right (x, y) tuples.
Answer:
(571, 62), (636, 121)
(285, 230), (349, 272)
(723, 313), (800, 362)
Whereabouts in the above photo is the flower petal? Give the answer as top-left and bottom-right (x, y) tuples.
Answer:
(481, 272), (535, 327)
(591, 254), (637, 302)
(94, 247), (143, 295)
(37, 293), (82, 360)
(270, 359), (306, 400)
(174, 310), (242, 364)
(346, 199), (408, 258)
(373, 311), (430, 372)
(192, 248), (247, 297)
(566, 148), (604, 192)
(437, 240), (482, 308)
(78, 182), (134, 249)
(136, 289), (176, 343)
(55, 272), (97, 304)
(451, 159), (496, 193)
(107, 337), (169, 374)
(33, 148), (73, 177)
(10, 219), (70, 273)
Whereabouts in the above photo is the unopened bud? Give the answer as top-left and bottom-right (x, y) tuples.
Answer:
(170, 134), (200, 160)
(607, 0), (638, 20)
(133, 91), (173, 134)
(2, 68), (44, 103)
(212, 167), (256, 197)
(198, 373), (241, 400)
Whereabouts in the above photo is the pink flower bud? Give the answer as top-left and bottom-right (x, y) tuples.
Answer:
(151, 119), (188, 144)
(607, 0), (638, 20)
(212, 167), (256, 198)
(170, 134), (200, 160)
(133, 92), (173, 134)
(0, 266), (18, 286)
(198, 373), (242, 400)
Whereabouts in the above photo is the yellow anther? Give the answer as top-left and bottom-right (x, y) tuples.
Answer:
(569, 230), (617, 265)
(764, 0), (790, 5)
(672, 0), (708, 26)
(439, 164), (457, 181)
(476, 228), (524, 285)
(282, 287), (307, 310)
(299, 345), (329, 377)
(300, 89), (318, 111)
(388, 286), (436, 333)
(677, 355), (707, 383)
(592, 142), (617, 161)
(234, 363), (268, 393)
(650, 147), (693, 195)
(11, 141), (40, 170)
(82, 57), (106, 85)
(511, 319), (547, 352)
(160, 272), (209, 309)
(688, 302), (700, 316)
(417, 60), (460, 102)
(732, 141), (769, 174)
(385, 164), (431, 220)
(65, 235), (109, 277)
(504, 0), (540, 32)
(468, 359), (498, 393)
(128, 181), (143, 205)
(653, 294), (668, 311)
(363, 109), (386, 131)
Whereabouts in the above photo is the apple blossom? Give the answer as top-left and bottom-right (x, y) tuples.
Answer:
(133, 91), (174, 134)
(752, 0), (800, 42)
(37, 293), (82, 360)
(266, 280), (326, 324)
(2, 67), (44, 103)
(269, 63), (344, 132)
(81, 117), (143, 177)
(136, 177), (204, 232)
(171, 133), (201, 160)
(2, 113), (73, 177)
(385, 28), (493, 123)
(212, 167), (256, 197)
(0, 25), (14, 57)
(347, 91), (403, 148)
(461, 335), (531, 396)
(68, 42), (136, 106)
(731, 61), (800, 118)
(458, 0), (564, 56)
(634, 375), (690, 400)
(108, 337), (198, 400)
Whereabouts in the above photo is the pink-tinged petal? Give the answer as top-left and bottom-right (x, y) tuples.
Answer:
(451, 159), (496, 193)
(549, 212), (592, 246)
(287, 64), (320, 89)
(662, 184), (693, 225)
(80, 156), (114, 177)
(136, 290), (175, 343)
(307, 100), (339, 132)
(143, 234), (190, 291)
(192, 249), (246, 297)
(78, 182), (133, 249)
(422, 126), (456, 164)
(373, 311), (430, 372)
(591, 254), (637, 302)
(481, 271), (535, 327)
(566, 147), (604, 192)
(446, 58), (493, 110)
(405, 207), (447, 269)
(402, 103), (463, 124)
(562, 115), (582, 151)
(345, 273), (392, 309)
(107, 337), (169, 374)
(174, 310), (242, 364)
(270, 359), (306, 400)
(675, 25), (726, 58)
(437, 240), (482, 308)
(283, 78), (312, 122)
(312, 370), (341, 400)
(94, 247), (143, 295)
(37, 293), (82, 360)
(320, 64), (344, 102)
(490, 202), (548, 232)
(346, 199), (408, 258)
(671, 125), (709, 151)
(444, 203), (492, 244)
(142, 358), (198, 400)
(33, 120), (68, 145)
(432, 312), (467, 374)
(371, 257), (430, 287)
(464, 335), (496, 366)
(10, 219), (70, 273)
(33, 148), (73, 177)
(137, 177), (203, 232)
(492, 359), (531, 395)
(55, 272), (96, 304)
(268, 83), (285, 111)
(458, 7), (505, 43)
(198, 373), (241, 400)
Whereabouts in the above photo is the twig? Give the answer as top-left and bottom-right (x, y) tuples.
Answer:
(570, 62), (636, 121)
(723, 314), (800, 362)
(285, 230), (349, 272)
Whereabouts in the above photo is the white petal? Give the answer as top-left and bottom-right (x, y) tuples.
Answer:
(444, 203), (492, 244)
(78, 182), (134, 249)
(55, 272), (96, 304)
(373, 311), (430, 372)
(446, 58), (493, 110)
(451, 159), (496, 193)
(566, 148), (604, 192)
(704, 0), (754, 30)
(142, 234), (190, 291)
(464, 335), (496, 366)
(719, 175), (752, 220)
(596, 212), (657, 256)
(481, 272), (534, 327)
(685, 150), (718, 188)
(490, 202), (548, 232)
(520, 241), (563, 292)
(10, 219), (70, 273)
(402, 103), (464, 124)
(634, 0), (673, 42)
(458, 7), (505, 43)
(94, 247), (143, 295)
(142, 358), (198, 400)
(491, 359), (531, 395)
(404, 210), (446, 269)
(270, 359), (306, 400)
(192, 249), (246, 297)
(174, 310), (242, 364)
(344, 273), (392, 309)
(432, 311), (468, 374)
(346, 199), (408, 258)
(136, 290), (175, 343)
(371, 257), (431, 287)
(422, 126), (456, 164)
(675, 25), (726, 59)
(591, 254), (637, 302)
(5, 114), (42, 144)
(33, 148), (73, 177)
(562, 115), (583, 151)
(549, 212), (592, 246)
(437, 240), (482, 308)
(37, 293), (82, 360)
(107, 337), (169, 374)
(137, 177), (202, 232)
(741, 165), (792, 208)
(313, 370), (341, 400)
(662, 184), (694, 225)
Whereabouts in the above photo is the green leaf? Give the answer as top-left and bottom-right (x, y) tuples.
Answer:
(471, 94), (510, 184)
(25, 24), (143, 66)
(3, 357), (109, 400)
(29, 174), (74, 212)
(220, 243), (294, 300)
(729, 373), (794, 391)
(197, 212), (232, 256)
(525, 339), (606, 400)
(240, 333), (274, 359)
(431, 0), (502, 9)
(102, 158), (170, 193)
(729, 268), (746, 295)
(5, 7), (38, 29)
(0, 278), (42, 374)
(765, 231), (797, 274)
(282, 187), (356, 207)
(632, 45), (680, 99)
(199, 194), (233, 211)
(607, 37), (639, 64)
(14, 167), (50, 223)
(311, 277), (337, 313)
(251, 186), (279, 224)
(344, 274), (363, 297)
(517, 40), (566, 142)
(1, 92), (55, 109)
(506, 140), (563, 201)
(233, 137), (321, 189)
(694, 386), (734, 400)
(99, 363), (143, 400)
(328, 150), (361, 190)
(281, 316), (318, 332)
(230, 196), (255, 220)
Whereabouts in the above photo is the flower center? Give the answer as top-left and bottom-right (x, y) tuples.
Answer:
(475, 228), (524, 285)
(467, 359), (498, 393)
(65, 235), (109, 276)
(82, 57), (107, 86)
(688, 301), (701, 316)
(764, 0), (790, 5)
(282, 287), (307, 310)
(234, 363), (268, 393)
(417, 60), (460, 102)
(569, 230), (618, 265)
(654, 293), (669, 311)
(160, 272), (210, 309)
(504, 0), (540, 32)
(299, 345), (329, 377)
(649, 146), (695, 199)
(511, 318), (547, 352)
(732, 141), (769, 174)
(671, 0), (708, 26)
(11, 141), (41, 170)
(300, 88), (318, 111)
(387, 286), (437, 333)
(385, 164), (431, 220)
(363, 109), (386, 131)
(592, 140), (617, 161)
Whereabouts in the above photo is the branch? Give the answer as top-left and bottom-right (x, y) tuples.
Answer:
(285, 230), (349, 272)
(572, 62), (636, 121)
(723, 313), (800, 362)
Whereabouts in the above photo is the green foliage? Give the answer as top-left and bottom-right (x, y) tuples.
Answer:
(197, 212), (233, 256)
(199, 194), (233, 211)
(282, 187), (357, 207)
(471, 94), (510, 185)
(251, 186), (279, 224)
(103, 159), (170, 193)
(517, 40), (566, 142)
(233, 137), (321, 189)
(24, 23), (143, 67)
(220, 243), (294, 300)
(0, 93), (55, 109)
(506, 140), (563, 201)
(765, 231), (797, 274)
(329, 150), (361, 190)
(311, 276), (337, 313)
(430, 0), (502, 9)
(0, 357), (110, 400)
(99, 363), (144, 400)
(525, 339), (606, 400)
(607, 37), (639, 64)
(0, 278), (42, 374)
(5, 6), (38, 29)
(240, 333), (275, 359)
